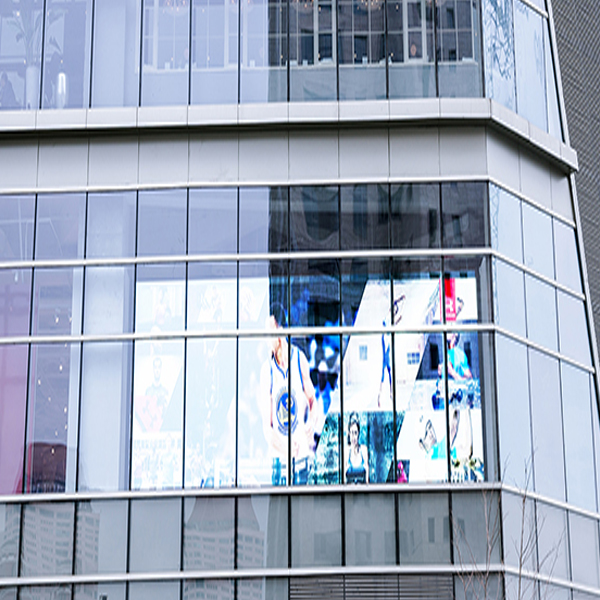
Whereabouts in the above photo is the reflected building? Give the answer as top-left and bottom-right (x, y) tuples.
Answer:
(0, 0), (599, 599)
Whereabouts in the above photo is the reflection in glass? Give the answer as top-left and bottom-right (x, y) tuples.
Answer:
(522, 202), (554, 280)
(489, 184), (522, 263)
(391, 183), (440, 249)
(340, 185), (389, 250)
(495, 335), (531, 488)
(191, 0), (239, 104)
(560, 363), (596, 512)
(92, 0), (142, 107)
(536, 502), (569, 580)
(141, 0), (190, 106)
(0, 504), (20, 576)
(130, 581), (180, 600)
(20, 587), (72, 600)
(238, 337), (287, 486)
(553, 219), (582, 294)
(291, 494), (342, 567)
(79, 342), (132, 492)
(387, 0), (436, 98)
(185, 338), (236, 488)
(35, 194), (86, 260)
(482, 0), (515, 110)
(398, 493), (450, 564)
(0, 5), (43, 109)
(289, 0), (336, 101)
(75, 584), (126, 600)
(0, 195), (35, 260)
(239, 261), (288, 330)
(240, 0), (287, 102)
(129, 498), (182, 572)
(492, 259), (526, 337)
(529, 350), (565, 501)
(501, 492), (536, 572)
(135, 263), (186, 333)
(237, 496), (288, 568)
(183, 581), (232, 600)
(189, 188), (237, 254)
(544, 22), (562, 140)
(0, 346), (28, 494)
(444, 255), (488, 323)
(557, 291), (591, 366)
(42, 0), (93, 109)
(86, 192), (137, 258)
(345, 494), (395, 565)
(137, 189), (187, 256)
(238, 579), (288, 600)
(525, 275), (557, 352)
(338, 0), (385, 100)
(183, 497), (234, 570)
(290, 186), (339, 251)
(569, 512), (600, 588)
(514, 1), (546, 131)
(187, 262), (237, 331)
(75, 500), (128, 574)
(25, 343), (80, 493)
(0, 268), (31, 337)
(21, 503), (75, 576)
(441, 182), (487, 248)
(131, 340), (184, 490)
(291, 335), (339, 485)
(239, 187), (288, 253)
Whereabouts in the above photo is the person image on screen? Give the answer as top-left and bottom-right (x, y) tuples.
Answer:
(378, 294), (405, 407)
(260, 304), (317, 482)
(438, 332), (472, 381)
(345, 412), (369, 483)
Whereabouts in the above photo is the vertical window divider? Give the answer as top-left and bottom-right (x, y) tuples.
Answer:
(188, 0), (194, 104)
(88, 0), (98, 107)
(138, 0), (146, 105)
(238, 0), (242, 103)
(287, 0), (291, 101)
(236, 187), (240, 487)
(432, 0), (439, 97)
(38, 0), (49, 109)
(182, 189), (190, 490)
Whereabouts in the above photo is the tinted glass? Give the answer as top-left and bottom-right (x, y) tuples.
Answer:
(75, 584), (126, 600)
(78, 342), (132, 492)
(92, 0), (142, 107)
(21, 587), (71, 600)
(340, 185), (389, 250)
(441, 182), (487, 248)
(522, 202), (554, 280)
(525, 275), (557, 351)
(557, 292), (591, 366)
(0, 504), (20, 576)
(129, 498), (182, 572)
(188, 188), (237, 254)
(492, 259), (526, 336)
(183, 581), (232, 600)
(391, 183), (440, 249)
(41, 0), (93, 109)
(290, 186), (339, 251)
(0, 268), (32, 337)
(489, 184), (522, 263)
(239, 187), (288, 253)
(544, 22), (562, 140)
(0, 195), (35, 260)
(553, 219), (582, 294)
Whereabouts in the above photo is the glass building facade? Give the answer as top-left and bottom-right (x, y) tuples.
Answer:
(0, 0), (598, 599)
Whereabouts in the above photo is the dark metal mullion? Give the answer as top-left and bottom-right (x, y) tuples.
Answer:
(137, 0), (146, 105)
(38, 0), (49, 109)
(288, 331), (292, 486)
(384, 0), (390, 99)
(88, 0), (98, 107)
(238, 0), (242, 103)
(286, 0), (291, 101)
(188, 0), (194, 104)
(433, 0), (439, 98)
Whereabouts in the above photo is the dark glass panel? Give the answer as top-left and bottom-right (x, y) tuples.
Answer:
(441, 182), (488, 249)
(290, 186), (339, 251)
(239, 187), (288, 254)
(391, 183), (440, 249)
(188, 188), (237, 254)
(340, 185), (389, 250)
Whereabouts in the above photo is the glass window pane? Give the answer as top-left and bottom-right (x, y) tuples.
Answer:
(557, 291), (591, 366)
(525, 275), (558, 352)
(514, 1), (547, 131)
(25, 343), (81, 493)
(495, 335), (531, 488)
(501, 492), (536, 571)
(191, 0), (239, 104)
(0, 195), (35, 260)
(75, 500), (128, 574)
(345, 494), (395, 565)
(86, 192), (137, 258)
(0, 267), (32, 339)
(444, 255), (490, 323)
(92, 0), (142, 107)
(340, 185), (389, 250)
(492, 259), (526, 337)
(240, 0), (287, 102)
(291, 494), (341, 567)
(592, 379), (600, 513)
(529, 350), (565, 501)
(238, 579), (287, 600)
(290, 186), (339, 252)
(398, 492), (450, 564)
(482, 0), (516, 110)
(141, 0), (190, 106)
(489, 184), (522, 263)
(183, 497), (234, 570)
(237, 496), (288, 568)
(79, 342), (132, 492)
(0, 345), (28, 494)
(553, 219), (582, 294)
(21, 503), (75, 576)
(131, 339), (184, 490)
(75, 584), (126, 600)
(185, 338), (236, 488)
(239, 261), (288, 331)
(522, 202), (554, 280)
(183, 581), (232, 600)
(21, 587), (71, 600)
(84, 266), (135, 335)
(41, 0), (93, 108)
(0, 504), (20, 576)
(187, 262), (237, 332)
(135, 264), (186, 333)
(188, 188), (237, 254)
(441, 183), (488, 249)
(390, 183), (440, 250)
(544, 21), (562, 140)
(561, 363), (596, 512)
(569, 512), (600, 588)
(292, 335), (340, 486)
(129, 498), (182, 572)
(137, 189), (187, 257)
(536, 501), (569, 580)
(35, 194), (86, 260)
(129, 582), (180, 600)
(239, 187), (288, 254)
